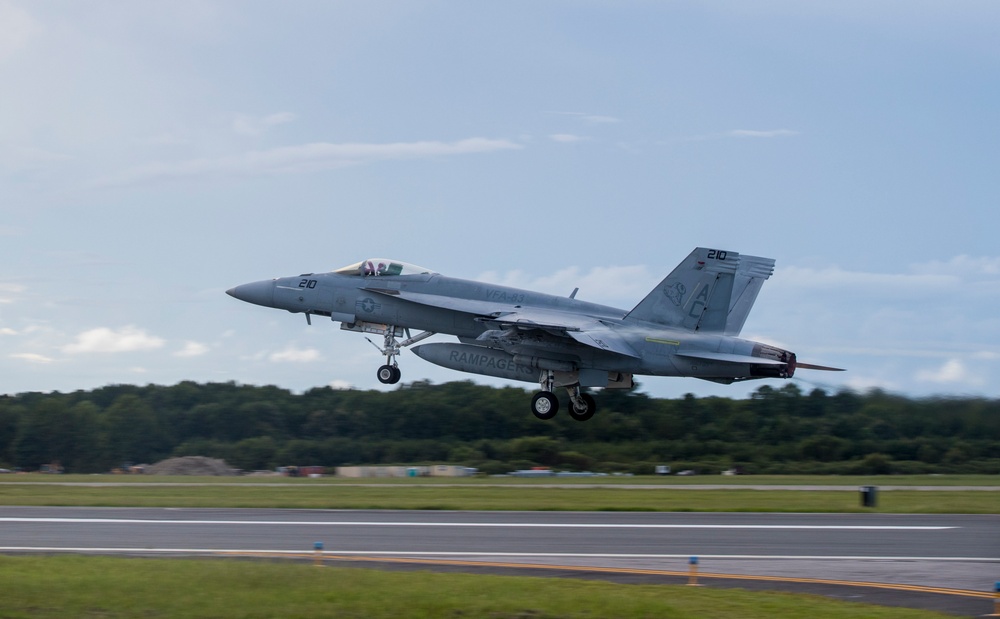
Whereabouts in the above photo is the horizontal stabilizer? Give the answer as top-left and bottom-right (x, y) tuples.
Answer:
(796, 362), (845, 372)
(675, 350), (785, 366)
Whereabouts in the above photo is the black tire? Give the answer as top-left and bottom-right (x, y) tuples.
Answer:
(389, 366), (401, 384)
(531, 391), (559, 420)
(568, 393), (596, 422)
(377, 365), (396, 384)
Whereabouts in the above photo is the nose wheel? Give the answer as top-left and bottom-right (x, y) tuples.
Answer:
(377, 364), (401, 384)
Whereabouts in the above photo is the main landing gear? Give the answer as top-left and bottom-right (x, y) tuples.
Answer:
(363, 324), (434, 385)
(530, 371), (597, 422)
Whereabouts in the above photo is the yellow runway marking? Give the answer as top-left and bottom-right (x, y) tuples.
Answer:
(218, 551), (992, 599)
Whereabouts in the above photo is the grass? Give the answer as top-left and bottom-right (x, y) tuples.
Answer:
(0, 555), (958, 619)
(3, 473), (998, 485)
(0, 481), (996, 512)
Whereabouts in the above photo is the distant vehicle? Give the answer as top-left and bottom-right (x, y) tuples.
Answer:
(676, 470), (697, 476)
(228, 248), (842, 422)
(655, 465), (671, 475)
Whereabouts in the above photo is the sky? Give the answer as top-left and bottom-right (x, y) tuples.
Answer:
(2, 1), (999, 401)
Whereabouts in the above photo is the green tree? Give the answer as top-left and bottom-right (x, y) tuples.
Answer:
(798, 434), (846, 462)
(13, 398), (77, 470)
(104, 394), (167, 465)
(68, 401), (107, 472)
(229, 436), (278, 471)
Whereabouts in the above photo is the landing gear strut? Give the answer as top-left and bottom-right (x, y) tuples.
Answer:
(362, 324), (434, 386)
(566, 386), (596, 422)
(531, 370), (559, 420)
(530, 371), (598, 421)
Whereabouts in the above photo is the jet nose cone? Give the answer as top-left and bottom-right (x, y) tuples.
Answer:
(226, 280), (275, 307)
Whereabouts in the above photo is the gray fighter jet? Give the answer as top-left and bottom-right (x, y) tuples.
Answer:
(227, 248), (842, 421)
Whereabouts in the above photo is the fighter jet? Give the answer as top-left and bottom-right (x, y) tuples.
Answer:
(227, 248), (842, 421)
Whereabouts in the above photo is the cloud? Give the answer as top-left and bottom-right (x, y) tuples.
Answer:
(774, 256), (1000, 304)
(549, 134), (590, 143)
(774, 265), (956, 296)
(727, 129), (799, 138)
(916, 358), (984, 386)
(912, 255), (1000, 277)
(546, 111), (623, 124)
(0, 282), (26, 304)
(328, 379), (353, 390)
(0, 146), (73, 170)
(143, 132), (189, 146)
(92, 137), (522, 187)
(681, 129), (800, 142)
(9, 352), (53, 364)
(232, 112), (296, 136)
(0, 327), (16, 336)
(269, 346), (321, 363)
(582, 115), (622, 124)
(476, 265), (654, 306)
(174, 341), (209, 357)
(0, 1), (40, 62)
(62, 326), (166, 354)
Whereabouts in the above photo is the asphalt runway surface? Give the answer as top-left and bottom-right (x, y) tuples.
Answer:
(1, 507), (997, 616)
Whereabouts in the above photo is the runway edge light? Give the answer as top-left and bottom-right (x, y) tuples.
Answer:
(687, 556), (702, 587)
(314, 541), (324, 567)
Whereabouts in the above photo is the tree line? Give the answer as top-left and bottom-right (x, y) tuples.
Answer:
(1, 380), (997, 475)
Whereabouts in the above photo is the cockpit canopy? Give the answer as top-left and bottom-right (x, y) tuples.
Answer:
(332, 259), (436, 277)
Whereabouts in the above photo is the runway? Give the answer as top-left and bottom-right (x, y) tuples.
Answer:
(2, 507), (997, 615)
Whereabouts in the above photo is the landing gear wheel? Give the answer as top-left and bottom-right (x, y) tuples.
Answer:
(568, 393), (596, 422)
(377, 364), (400, 384)
(531, 391), (559, 420)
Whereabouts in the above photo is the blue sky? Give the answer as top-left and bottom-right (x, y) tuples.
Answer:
(2, 1), (998, 400)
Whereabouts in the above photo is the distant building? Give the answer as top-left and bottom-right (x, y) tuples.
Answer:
(335, 465), (476, 478)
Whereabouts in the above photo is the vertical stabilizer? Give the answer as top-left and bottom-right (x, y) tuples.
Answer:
(725, 255), (775, 335)
(625, 248), (739, 332)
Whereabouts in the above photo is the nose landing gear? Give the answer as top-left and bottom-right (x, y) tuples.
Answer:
(377, 363), (401, 385)
(356, 322), (434, 386)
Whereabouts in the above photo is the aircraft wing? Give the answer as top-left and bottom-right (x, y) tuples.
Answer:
(364, 288), (523, 316)
(368, 289), (639, 358)
(484, 309), (641, 358)
(565, 325), (641, 358)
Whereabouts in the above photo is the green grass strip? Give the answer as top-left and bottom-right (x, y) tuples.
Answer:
(0, 483), (996, 512)
(0, 555), (956, 619)
(4, 473), (999, 485)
